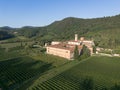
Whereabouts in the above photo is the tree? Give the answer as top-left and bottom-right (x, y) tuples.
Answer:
(80, 45), (90, 59)
(74, 45), (79, 59)
(93, 45), (96, 53)
(0, 31), (14, 40)
(20, 42), (23, 47)
(81, 78), (94, 90)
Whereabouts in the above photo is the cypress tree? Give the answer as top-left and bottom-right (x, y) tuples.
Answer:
(93, 45), (96, 53)
(74, 45), (79, 59)
(80, 45), (90, 59)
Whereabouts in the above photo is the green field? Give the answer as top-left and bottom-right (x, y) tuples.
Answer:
(28, 56), (120, 90)
(1, 42), (120, 90)
(0, 48), (20, 61)
(0, 43), (69, 90)
(0, 55), (69, 90)
(0, 42), (32, 49)
(0, 56), (53, 90)
(31, 54), (69, 67)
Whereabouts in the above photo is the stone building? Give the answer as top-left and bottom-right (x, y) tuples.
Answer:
(46, 34), (94, 59)
(47, 44), (82, 59)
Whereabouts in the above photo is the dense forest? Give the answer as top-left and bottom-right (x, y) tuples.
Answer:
(0, 14), (120, 48)
(0, 31), (14, 40)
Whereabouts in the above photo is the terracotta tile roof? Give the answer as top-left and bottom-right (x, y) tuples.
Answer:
(68, 40), (81, 42)
(47, 44), (82, 53)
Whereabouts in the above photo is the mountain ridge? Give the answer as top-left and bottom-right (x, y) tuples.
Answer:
(0, 14), (120, 48)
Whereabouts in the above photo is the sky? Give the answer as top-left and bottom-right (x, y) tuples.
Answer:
(0, 0), (120, 28)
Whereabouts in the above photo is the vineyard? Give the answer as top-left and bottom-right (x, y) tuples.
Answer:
(28, 73), (82, 90)
(28, 56), (120, 90)
(0, 56), (52, 90)
(1, 42), (120, 90)
(0, 43), (69, 90)
(31, 54), (69, 67)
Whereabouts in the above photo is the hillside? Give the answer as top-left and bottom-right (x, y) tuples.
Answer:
(27, 56), (120, 90)
(1, 14), (120, 48)
(0, 44), (69, 90)
(0, 31), (14, 40)
(45, 15), (120, 48)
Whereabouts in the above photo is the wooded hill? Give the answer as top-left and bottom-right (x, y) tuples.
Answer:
(1, 14), (120, 48)
(0, 31), (14, 40)
(45, 15), (120, 48)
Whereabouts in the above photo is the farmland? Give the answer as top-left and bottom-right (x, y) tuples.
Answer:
(0, 42), (120, 90)
(31, 54), (69, 67)
(0, 41), (33, 60)
(28, 56), (120, 90)
(0, 56), (53, 90)
(0, 54), (68, 90)
(0, 42), (69, 90)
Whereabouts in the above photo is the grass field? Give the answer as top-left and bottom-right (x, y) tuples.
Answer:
(0, 49), (18, 61)
(0, 42), (32, 49)
(28, 56), (120, 90)
(31, 54), (69, 67)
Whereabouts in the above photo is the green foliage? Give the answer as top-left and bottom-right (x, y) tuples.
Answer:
(111, 84), (120, 90)
(0, 31), (14, 40)
(1, 14), (120, 48)
(17, 27), (47, 38)
(0, 26), (14, 31)
(81, 78), (94, 90)
(20, 42), (23, 47)
(74, 45), (79, 59)
(93, 45), (96, 53)
(80, 45), (91, 60)
(114, 49), (120, 54)
(1, 15), (120, 48)
(99, 49), (112, 54)
(45, 15), (120, 48)
(39, 48), (46, 52)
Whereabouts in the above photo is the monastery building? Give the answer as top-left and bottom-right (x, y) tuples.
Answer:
(46, 34), (94, 60)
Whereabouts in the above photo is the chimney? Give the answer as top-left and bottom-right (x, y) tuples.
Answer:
(80, 37), (84, 41)
(75, 34), (78, 41)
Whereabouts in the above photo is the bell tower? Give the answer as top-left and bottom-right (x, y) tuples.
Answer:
(75, 34), (78, 41)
